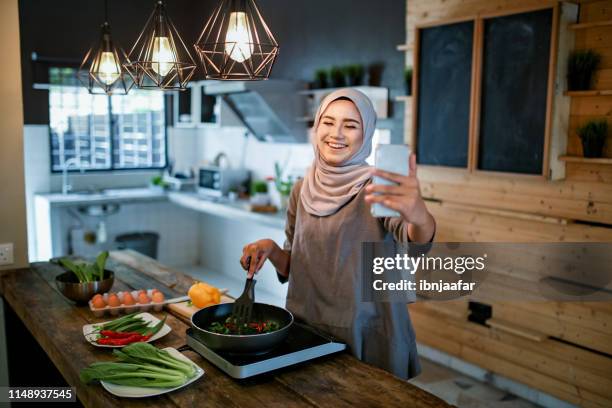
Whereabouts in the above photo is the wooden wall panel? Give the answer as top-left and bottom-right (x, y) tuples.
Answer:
(409, 304), (612, 407)
(405, 0), (612, 404)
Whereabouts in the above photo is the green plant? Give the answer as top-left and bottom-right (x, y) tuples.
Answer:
(330, 66), (346, 87)
(344, 64), (364, 86)
(314, 69), (329, 89)
(567, 50), (601, 91)
(578, 119), (608, 158)
(150, 175), (168, 188)
(404, 67), (413, 95)
(274, 162), (293, 196)
(59, 251), (109, 283)
(251, 180), (268, 194)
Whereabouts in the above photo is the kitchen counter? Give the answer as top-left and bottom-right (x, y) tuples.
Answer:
(35, 188), (168, 207)
(0, 250), (449, 407)
(168, 192), (286, 229)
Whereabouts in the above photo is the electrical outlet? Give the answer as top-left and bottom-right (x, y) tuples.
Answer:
(0, 243), (14, 266)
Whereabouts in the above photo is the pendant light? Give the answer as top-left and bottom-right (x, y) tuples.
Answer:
(194, 0), (279, 80)
(77, 0), (133, 95)
(124, 0), (196, 90)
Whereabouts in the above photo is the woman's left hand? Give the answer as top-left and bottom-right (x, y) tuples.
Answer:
(364, 153), (435, 240)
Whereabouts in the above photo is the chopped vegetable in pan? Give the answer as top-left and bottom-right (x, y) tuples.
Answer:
(208, 316), (280, 335)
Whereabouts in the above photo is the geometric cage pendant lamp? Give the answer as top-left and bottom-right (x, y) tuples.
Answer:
(77, 0), (133, 95)
(124, 0), (197, 90)
(194, 0), (279, 80)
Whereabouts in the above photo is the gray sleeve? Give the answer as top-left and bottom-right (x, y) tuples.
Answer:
(277, 180), (301, 284)
(382, 216), (436, 243)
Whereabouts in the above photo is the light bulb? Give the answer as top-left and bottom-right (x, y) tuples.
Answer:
(225, 12), (253, 63)
(151, 36), (175, 76)
(95, 51), (120, 85)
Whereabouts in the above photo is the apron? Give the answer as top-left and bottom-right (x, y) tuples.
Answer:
(284, 181), (421, 379)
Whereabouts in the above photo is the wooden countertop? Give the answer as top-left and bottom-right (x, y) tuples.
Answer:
(0, 250), (450, 408)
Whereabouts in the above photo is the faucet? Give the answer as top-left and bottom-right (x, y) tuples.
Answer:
(62, 158), (84, 195)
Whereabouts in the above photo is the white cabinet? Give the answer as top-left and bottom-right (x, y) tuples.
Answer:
(172, 81), (241, 129)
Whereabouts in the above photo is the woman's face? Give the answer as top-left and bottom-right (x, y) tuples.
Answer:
(316, 99), (364, 165)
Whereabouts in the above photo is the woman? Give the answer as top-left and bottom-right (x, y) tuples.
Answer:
(240, 88), (436, 379)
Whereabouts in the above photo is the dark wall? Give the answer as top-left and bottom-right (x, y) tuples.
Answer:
(19, 0), (406, 137)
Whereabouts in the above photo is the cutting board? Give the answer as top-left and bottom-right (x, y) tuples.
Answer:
(167, 291), (233, 323)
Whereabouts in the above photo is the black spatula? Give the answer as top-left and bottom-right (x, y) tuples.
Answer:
(232, 257), (256, 331)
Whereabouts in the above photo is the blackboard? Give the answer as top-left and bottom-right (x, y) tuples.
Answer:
(478, 9), (552, 174)
(416, 21), (474, 167)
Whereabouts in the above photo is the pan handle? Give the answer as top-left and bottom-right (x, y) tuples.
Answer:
(177, 344), (193, 353)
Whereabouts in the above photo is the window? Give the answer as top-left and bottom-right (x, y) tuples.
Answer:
(49, 68), (167, 172)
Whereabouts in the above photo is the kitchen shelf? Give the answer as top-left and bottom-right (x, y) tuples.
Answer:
(300, 86), (389, 119)
(396, 43), (413, 51)
(558, 155), (612, 164)
(394, 95), (412, 102)
(564, 90), (612, 97)
(568, 20), (612, 30)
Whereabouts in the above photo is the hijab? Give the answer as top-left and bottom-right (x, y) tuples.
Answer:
(300, 88), (377, 216)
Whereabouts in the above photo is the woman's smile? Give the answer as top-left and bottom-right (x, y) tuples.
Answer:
(326, 140), (349, 150)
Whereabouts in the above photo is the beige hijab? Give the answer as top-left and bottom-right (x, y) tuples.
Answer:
(301, 88), (377, 217)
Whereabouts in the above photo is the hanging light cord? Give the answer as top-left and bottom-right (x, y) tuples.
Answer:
(104, 0), (109, 23)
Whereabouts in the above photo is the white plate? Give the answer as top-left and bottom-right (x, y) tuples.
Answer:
(83, 312), (171, 348)
(100, 347), (204, 398)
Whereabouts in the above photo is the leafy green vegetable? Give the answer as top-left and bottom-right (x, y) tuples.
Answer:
(96, 313), (167, 336)
(95, 251), (108, 281)
(113, 343), (196, 378)
(59, 251), (109, 283)
(208, 316), (280, 335)
(80, 343), (196, 388)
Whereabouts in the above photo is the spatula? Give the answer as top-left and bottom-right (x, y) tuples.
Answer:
(232, 257), (256, 330)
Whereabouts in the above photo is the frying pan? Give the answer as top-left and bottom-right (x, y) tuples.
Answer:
(190, 302), (294, 354)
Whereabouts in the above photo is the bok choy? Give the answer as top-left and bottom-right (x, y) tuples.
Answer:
(80, 342), (197, 388)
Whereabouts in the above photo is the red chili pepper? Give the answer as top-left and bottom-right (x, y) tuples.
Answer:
(99, 330), (140, 339)
(97, 334), (146, 346)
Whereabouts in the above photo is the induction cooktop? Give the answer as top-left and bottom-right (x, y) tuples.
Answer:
(185, 322), (346, 379)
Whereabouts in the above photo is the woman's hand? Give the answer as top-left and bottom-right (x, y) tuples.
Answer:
(364, 153), (435, 243)
(240, 239), (284, 279)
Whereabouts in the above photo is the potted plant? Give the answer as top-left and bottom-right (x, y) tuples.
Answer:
(313, 69), (329, 89)
(578, 119), (608, 158)
(404, 67), (413, 96)
(567, 50), (601, 91)
(250, 180), (270, 205)
(345, 64), (364, 86)
(330, 66), (346, 88)
(368, 62), (384, 86)
(55, 251), (114, 303)
(149, 175), (169, 192)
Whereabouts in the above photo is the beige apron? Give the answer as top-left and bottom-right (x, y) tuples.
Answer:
(279, 179), (423, 379)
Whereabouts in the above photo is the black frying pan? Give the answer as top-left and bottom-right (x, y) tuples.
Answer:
(190, 302), (293, 354)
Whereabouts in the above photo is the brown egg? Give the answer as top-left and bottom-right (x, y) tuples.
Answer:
(137, 292), (150, 304)
(92, 296), (106, 309)
(107, 293), (121, 307)
(138, 289), (147, 296)
(151, 291), (165, 303)
(123, 292), (136, 305)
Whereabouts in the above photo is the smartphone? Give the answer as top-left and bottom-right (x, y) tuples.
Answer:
(371, 144), (410, 218)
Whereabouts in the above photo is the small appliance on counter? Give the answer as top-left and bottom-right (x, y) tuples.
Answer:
(198, 165), (250, 198)
(164, 174), (197, 192)
(185, 322), (346, 379)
